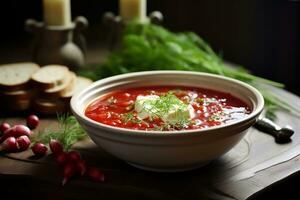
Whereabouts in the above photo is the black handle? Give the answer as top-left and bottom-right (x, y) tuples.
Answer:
(254, 118), (294, 144)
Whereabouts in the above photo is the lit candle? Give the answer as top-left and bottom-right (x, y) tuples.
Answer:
(119, 0), (147, 22)
(43, 0), (72, 26)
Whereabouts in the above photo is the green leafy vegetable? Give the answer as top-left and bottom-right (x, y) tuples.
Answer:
(79, 21), (300, 119)
(33, 114), (86, 150)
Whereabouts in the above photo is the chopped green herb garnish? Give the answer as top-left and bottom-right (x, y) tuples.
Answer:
(196, 98), (205, 104)
(121, 112), (142, 124)
(152, 117), (191, 131)
(208, 114), (222, 121)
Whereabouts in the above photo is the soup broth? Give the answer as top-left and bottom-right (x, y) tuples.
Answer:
(85, 86), (251, 131)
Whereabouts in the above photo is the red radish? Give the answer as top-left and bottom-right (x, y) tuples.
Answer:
(32, 143), (48, 156)
(0, 137), (18, 152)
(76, 159), (87, 176)
(67, 151), (81, 162)
(16, 135), (31, 151)
(49, 139), (63, 155)
(87, 167), (105, 182)
(55, 152), (68, 166)
(62, 162), (77, 185)
(26, 115), (39, 130)
(13, 125), (31, 136)
(0, 122), (10, 135)
(0, 125), (31, 143)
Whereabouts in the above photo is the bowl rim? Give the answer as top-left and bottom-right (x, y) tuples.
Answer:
(71, 70), (264, 137)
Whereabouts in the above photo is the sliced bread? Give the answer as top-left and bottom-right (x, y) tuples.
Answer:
(2, 99), (31, 111)
(33, 98), (66, 115)
(40, 71), (77, 98)
(0, 62), (40, 91)
(31, 65), (70, 90)
(61, 76), (93, 101)
(0, 89), (32, 101)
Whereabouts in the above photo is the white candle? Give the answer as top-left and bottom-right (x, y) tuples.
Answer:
(43, 0), (72, 26)
(119, 0), (147, 22)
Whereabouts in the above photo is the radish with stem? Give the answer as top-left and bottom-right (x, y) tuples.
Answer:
(55, 152), (68, 166)
(49, 139), (63, 155)
(62, 162), (77, 185)
(67, 151), (81, 162)
(76, 159), (87, 176)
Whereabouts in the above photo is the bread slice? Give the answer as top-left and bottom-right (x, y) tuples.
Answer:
(0, 62), (40, 91)
(61, 76), (93, 101)
(11, 99), (31, 111)
(40, 71), (76, 98)
(0, 89), (32, 101)
(31, 65), (70, 90)
(33, 98), (66, 115)
(1, 98), (31, 111)
(1, 90), (32, 111)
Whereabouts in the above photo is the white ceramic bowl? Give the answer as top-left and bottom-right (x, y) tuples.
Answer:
(71, 71), (264, 172)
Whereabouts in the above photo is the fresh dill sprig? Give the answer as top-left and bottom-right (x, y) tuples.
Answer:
(33, 113), (87, 150)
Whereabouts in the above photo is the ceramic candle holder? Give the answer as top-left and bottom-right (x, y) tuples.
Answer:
(102, 11), (163, 50)
(25, 16), (89, 71)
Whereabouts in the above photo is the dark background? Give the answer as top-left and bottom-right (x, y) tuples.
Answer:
(0, 0), (299, 95)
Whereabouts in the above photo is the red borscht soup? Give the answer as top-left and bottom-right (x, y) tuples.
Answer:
(85, 86), (251, 131)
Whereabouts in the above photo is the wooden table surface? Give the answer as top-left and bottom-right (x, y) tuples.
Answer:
(1, 82), (300, 200)
(1, 43), (300, 199)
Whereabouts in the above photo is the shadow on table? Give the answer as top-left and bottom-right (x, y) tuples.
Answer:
(248, 171), (300, 200)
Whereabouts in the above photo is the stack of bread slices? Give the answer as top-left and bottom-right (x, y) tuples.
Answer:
(0, 63), (92, 114)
